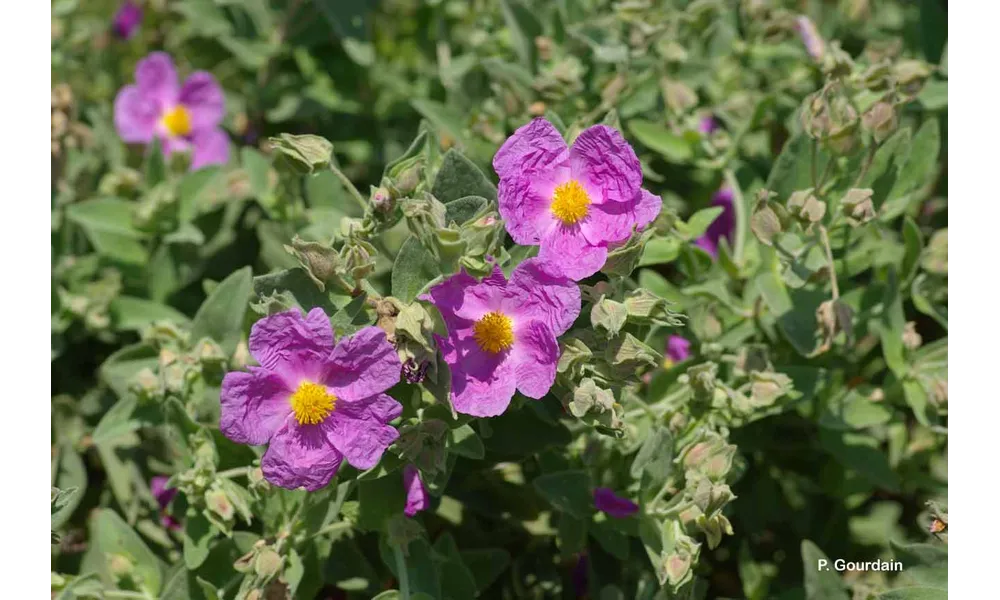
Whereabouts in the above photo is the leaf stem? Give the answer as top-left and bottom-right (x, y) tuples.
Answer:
(393, 544), (411, 600)
(818, 225), (840, 300)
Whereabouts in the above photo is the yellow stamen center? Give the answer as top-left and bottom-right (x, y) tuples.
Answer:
(662, 358), (674, 370)
(161, 105), (192, 137)
(289, 382), (336, 425)
(473, 311), (514, 354)
(551, 180), (591, 225)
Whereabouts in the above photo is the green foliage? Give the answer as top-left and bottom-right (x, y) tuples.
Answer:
(52, 1), (946, 599)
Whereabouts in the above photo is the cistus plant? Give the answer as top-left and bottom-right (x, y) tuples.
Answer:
(52, 1), (947, 600)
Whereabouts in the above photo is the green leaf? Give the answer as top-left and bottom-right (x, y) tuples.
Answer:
(432, 149), (497, 202)
(91, 509), (165, 595)
(901, 217), (924, 283)
(357, 474), (406, 531)
(183, 512), (217, 570)
(818, 390), (892, 431)
(890, 540), (947, 589)
(65, 198), (140, 237)
(639, 236), (681, 266)
(92, 397), (139, 446)
(683, 207), (724, 239)
(145, 139), (167, 186)
(444, 195), (488, 226)
(500, 0), (543, 70)
(918, 0), (947, 63)
(447, 424), (485, 459)
(911, 274), (947, 330)
(52, 450), (87, 530)
(754, 269), (819, 356)
(190, 266), (252, 356)
(878, 270), (907, 378)
(111, 296), (190, 331)
(801, 540), (848, 600)
(242, 147), (272, 199)
(766, 134), (829, 200)
(391, 237), (442, 303)
(877, 588), (947, 600)
(533, 470), (592, 518)
(819, 429), (900, 491)
(627, 120), (693, 163)
(460, 549), (511, 594)
(882, 119), (940, 220)
(630, 426), (673, 482)
(491, 404), (572, 453)
(100, 342), (159, 399)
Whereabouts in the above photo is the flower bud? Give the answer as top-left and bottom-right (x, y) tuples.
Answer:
(340, 239), (377, 284)
(902, 321), (922, 351)
(893, 60), (932, 95)
(862, 101), (898, 143)
(108, 554), (134, 579)
(370, 185), (394, 214)
(787, 188), (826, 225)
(840, 188), (876, 226)
(206, 488), (235, 521)
(269, 133), (333, 175)
(284, 236), (342, 291)
(686, 362), (718, 406)
(750, 196), (783, 246)
(253, 548), (282, 578)
(662, 78), (698, 114)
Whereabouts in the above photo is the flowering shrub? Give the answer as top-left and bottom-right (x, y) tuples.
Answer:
(52, 1), (947, 599)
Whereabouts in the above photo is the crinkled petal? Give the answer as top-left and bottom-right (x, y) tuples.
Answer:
(504, 258), (580, 336)
(323, 393), (401, 470)
(570, 125), (642, 204)
(538, 226), (608, 281)
(179, 72), (225, 129)
(422, 270), (479, 332)
(190, 127), (231, 170)
(497, 169), (561, 245)
(261, 417), (342, 491)
(324, 327), (402, 400)
(403, 465), (429, 517)
(453, 264), (508, 322)
(113, 85), (159, 143)
(220, 367), (292, 445)
(581, 188), (662, 246)
(511, 321), (559, 399)
(135, 52), (179, 109)
(445, 334), (518, 417)
(493, 118), (568, 180)
(249, 308), (334, 382)
(593, 487), (639, 518)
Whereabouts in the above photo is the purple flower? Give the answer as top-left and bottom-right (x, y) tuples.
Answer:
(403, 465), (429, 517)
(698, 116), (718, 135)
(666, 335), (691, 363)
(493, 119), (662, 280)
(424, 258), (581, 417)
(795, 16), (825, 62)
(150, 476), (180, 531)
(112, 1), (143, 40)
(114, 52), (229, 170)
(693, 186), (736, 258)
(220, 309), (403, 491)
(593, 487), (639, 518)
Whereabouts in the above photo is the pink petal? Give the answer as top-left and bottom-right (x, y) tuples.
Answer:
(569, 125), (642, 204)
(220, 367), (293, 446)
(323, 393), (402, 470)
(538, 226), (609, 281)
(493, 118), (569, 180)
(261, 417), (343, 491)
(249, 308), (334, 382)
(324, 327), (402, 401)
(504, 258), (580, 336)
(511, 321), (559, 398)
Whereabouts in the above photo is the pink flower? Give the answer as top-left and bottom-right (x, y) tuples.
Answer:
(114, 52), (229, 170)
(112, 1), (143, 40)
(403, 465), (429, 517)
(220, 309), (403, 491)
(693, 187), (736, 258)
(424, 258), (580, 417)
(593, 487), (638, 518)
(666, 335), (692, 363)
(494, 119), (662, 280)
(150, 476), (180, 531)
